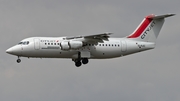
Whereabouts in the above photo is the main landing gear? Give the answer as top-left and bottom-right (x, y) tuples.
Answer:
(74, 58), (89, 67)
(73, 52), (89, 67)
(17, 57), (21, 63)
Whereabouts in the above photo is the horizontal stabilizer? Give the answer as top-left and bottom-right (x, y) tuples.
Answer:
(146, 14), (175, 19)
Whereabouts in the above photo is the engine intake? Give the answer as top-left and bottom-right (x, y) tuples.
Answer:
(60, 41), (69, 50)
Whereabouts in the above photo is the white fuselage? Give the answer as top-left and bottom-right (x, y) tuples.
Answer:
(9, 37), (155, 59)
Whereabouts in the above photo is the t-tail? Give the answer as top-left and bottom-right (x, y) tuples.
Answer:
(127, 14), (175, 43)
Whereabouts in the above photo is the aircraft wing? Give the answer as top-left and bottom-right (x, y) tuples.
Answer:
(66, 33), (113, 44)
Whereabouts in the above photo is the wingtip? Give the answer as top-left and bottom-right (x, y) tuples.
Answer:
(104, 32), (113, 35)
(168, 13), (176, 16)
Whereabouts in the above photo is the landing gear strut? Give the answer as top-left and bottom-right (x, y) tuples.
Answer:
(73, 52), (89, 67)
(75, 52), (82, 67)
(17, 57), (21, 63)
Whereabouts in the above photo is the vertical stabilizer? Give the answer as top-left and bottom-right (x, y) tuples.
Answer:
(127, 14), (175, 43)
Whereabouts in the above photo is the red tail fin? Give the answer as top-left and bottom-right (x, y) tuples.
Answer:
(127, 14), (154, 38)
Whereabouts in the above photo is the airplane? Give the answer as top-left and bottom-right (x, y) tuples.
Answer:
(6, 14), (175, 67)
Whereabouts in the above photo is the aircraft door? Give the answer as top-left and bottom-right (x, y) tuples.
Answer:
(34, 38), (40, 50)
(121, 40), (127, 52)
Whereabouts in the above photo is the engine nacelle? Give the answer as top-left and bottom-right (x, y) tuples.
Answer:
(60, 41), (83, 50)
(60, 41), (70, 50)
(69, 41), (83, 49)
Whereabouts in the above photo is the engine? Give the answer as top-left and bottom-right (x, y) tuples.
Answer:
(69, 41), (83, 49)
(60, 41), (83, 50)
(60, 41), (69, 50)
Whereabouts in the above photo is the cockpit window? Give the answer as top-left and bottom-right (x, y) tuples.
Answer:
(18, 42), (23, 44)
(23, 42), (26, 44)
(18, 41), (29, 45)
(23, 41), (29, 45)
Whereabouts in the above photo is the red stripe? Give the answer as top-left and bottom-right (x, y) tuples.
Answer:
(127, 18), (152, 38)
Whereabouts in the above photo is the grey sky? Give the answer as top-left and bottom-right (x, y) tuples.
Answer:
(0, 0), (180, 101)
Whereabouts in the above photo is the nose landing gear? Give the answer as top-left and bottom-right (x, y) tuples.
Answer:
(17, 57), (21, 63)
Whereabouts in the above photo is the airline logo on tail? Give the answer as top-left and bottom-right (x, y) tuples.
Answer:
(127, 14), (155, 39)
(141, 20), (156, 39)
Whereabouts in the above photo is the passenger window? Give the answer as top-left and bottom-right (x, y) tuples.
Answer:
(27, 41), (29, 45)
(45, 43), (47, 45)
(99, 44), (101, 46)
(48, 43), (50, 45)
(102, 44), (104, 46)
(51, 43), (53, 45)
(54, 43), (56, 45)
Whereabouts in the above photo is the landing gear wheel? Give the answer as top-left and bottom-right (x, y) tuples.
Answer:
(82, 58), (88, 64)
(75, 61), (82, 67)
(17, 59), (21, 63)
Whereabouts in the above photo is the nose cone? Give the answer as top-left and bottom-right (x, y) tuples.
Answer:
(6, 48), (13, 54)
(6, 45), (22, 56)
